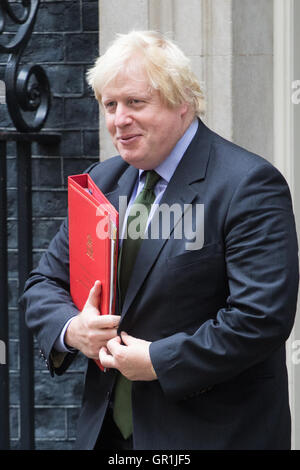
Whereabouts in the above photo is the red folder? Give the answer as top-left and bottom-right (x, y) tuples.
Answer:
(68, 173), (119, 370)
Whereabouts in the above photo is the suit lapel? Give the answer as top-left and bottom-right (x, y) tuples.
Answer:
(103, 164), (138, 213)
(121, 119), (214, 319)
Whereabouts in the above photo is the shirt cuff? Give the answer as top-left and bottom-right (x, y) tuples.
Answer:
(54, 317), (77, 353)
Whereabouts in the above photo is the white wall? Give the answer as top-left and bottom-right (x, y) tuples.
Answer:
(273, 0), (300, 450)
(232, 0), (274, 160)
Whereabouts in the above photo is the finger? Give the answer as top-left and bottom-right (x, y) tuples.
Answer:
(96, 327), (119, 343)
(120, 331), (135, 345)
(87, 314), (120, 331)
(85, 280), (101, 309)
(106, 335), (122, 355)
(99, 346), (117, 369)
(96, 314), (121, 329)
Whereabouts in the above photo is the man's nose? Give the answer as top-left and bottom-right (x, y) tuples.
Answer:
(114, 104), (132, 127)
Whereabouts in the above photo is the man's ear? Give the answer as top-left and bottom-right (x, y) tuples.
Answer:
(179, 102), (189, 117)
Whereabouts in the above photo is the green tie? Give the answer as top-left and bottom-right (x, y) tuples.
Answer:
(113, 170), (160, 440)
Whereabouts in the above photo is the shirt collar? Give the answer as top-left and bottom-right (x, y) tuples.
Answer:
(139, 118), (199, 183)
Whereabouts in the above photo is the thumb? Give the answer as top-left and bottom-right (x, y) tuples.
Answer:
(120, 331), (134, 346)
(85, 280), (101, 309)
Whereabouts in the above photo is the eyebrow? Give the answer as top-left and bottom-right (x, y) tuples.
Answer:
(101, 86), (154, 104)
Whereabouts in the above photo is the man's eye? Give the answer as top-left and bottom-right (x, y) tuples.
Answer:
(129, 99), (142, 105)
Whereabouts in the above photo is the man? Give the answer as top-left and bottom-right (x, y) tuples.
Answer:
(21, 31), (299, 450)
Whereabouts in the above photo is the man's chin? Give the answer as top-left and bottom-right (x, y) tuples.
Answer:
(119, 152), (149, 170)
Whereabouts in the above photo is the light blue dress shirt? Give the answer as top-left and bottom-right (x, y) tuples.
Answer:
(55, 118), (199, 353)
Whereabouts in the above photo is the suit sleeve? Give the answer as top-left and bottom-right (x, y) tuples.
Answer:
(150, 162), (299, 401)
(20, 217), (79, 375)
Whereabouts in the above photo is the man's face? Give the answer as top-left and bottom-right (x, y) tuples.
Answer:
(101, 67), (189, 170)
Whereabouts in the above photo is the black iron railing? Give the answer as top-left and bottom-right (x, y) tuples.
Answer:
(0, 0), (51, 132)
(0, 0), (60, 450)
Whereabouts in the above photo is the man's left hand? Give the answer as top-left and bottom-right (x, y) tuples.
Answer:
(99, 331), (157, 381)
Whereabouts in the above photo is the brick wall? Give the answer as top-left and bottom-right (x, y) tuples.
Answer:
(0, 0), (99, 450)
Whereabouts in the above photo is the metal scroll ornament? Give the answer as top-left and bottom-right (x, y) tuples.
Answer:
(0, 0), (50, 132)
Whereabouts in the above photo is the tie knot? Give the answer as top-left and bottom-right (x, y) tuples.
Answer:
(143, 170), (160, 191)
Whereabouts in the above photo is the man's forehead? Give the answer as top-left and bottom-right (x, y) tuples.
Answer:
(101, 71), (154, 98)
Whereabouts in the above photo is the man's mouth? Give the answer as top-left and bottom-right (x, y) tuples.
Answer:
(117, 134), (141, 144)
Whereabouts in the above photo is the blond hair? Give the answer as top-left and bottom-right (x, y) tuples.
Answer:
(86, 30), (205, 116)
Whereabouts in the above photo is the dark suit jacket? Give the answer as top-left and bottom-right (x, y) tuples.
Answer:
(20, 119), (299, 450)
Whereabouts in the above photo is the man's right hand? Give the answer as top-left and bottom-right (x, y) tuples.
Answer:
(64, 280), (120, 360)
